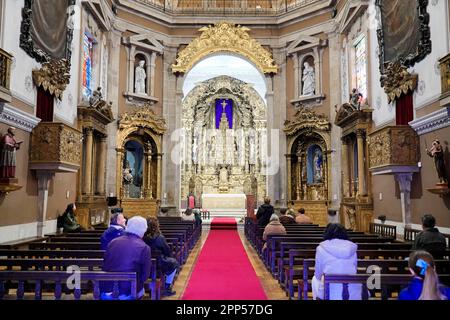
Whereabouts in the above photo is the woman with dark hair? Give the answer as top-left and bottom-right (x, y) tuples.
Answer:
(312, 223), (361, 300)
(60, 203), (82, 233)
(399, 251), (450, 300)
(144, 217), (179, 296)
(181, 208), (196, 222)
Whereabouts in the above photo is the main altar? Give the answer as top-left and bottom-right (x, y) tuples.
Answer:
(180, 76), (268, 215)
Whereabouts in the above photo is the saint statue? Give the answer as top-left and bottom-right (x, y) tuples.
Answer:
(302, 62), (315, 96)
(0, 127), (23, 179)
(135, 60), (147, 94)
(89, 87), (103, 106)
(426, 140), (448, 185)
(346, 207), (357, 230)
(313, 148), (323, 183)
(349, 88), (363, 110)
(123, 161), (133, 185)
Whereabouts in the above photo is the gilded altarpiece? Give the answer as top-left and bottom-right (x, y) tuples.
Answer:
(335, 104), (374, 232)
(76, 95), (114, 229)
(116, 106), (167, 218)
(284, 108), (331, 226)
(181, 76), (267, 205)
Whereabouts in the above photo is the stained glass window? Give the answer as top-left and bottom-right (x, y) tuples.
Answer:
(355, 37), (367, 100)
(82, 32), (94, 99)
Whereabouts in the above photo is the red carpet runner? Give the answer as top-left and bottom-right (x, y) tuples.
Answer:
(182, 218), (267, 300)
(210, 218), (238, 230)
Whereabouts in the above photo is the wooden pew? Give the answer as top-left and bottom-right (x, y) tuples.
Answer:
(323, 274), (450, 300)
(404, 227), (450, 248)
(369, 223), (397, 240)
(0, 270), (137, 300)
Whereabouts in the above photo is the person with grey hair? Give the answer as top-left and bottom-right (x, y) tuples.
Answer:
(100, 212), (126, 250)
(262, 214), (286, 251)
(101, 216), (151, 300)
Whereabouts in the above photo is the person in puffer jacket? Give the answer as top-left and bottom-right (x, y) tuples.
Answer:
(312, 223), (362, 300)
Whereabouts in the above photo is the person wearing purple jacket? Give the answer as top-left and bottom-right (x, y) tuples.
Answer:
(100, 216), (151, 300)
(100, 213), (126, 250)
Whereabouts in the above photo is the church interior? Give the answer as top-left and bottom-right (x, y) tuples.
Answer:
(0, 0), (450, 301)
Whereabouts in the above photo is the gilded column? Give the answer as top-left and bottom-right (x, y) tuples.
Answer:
(341, 137), (350, 197)
(146, 152), (153, 199)
(96, 135), (107, 195)
(83, 127), (94, 195)
(356, 130), (366, 196)
(116, 148), (124, 198)
(286, 154), (292, 201)
(296, 154), (301, 200)
(156, 153), (163, 200)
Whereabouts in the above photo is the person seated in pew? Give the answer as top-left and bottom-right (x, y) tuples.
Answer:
(101, 216), (151, 300)
(181, 208), (196, 222)
(413, 214), (447, 255)
(279, 208), (296, 226)
(295, 208), (313, 225)
(262, 214), (287, 251)
(399, 250), (450, 300)
(59, 203), (83, 233)
(257, 197), (275, 228)
(100, 212), (127, 250)
(312, 223), (362, 300)
(144, 217), (179, 297)
(193, 208), (203, 226)
(286, 201), (296, 219)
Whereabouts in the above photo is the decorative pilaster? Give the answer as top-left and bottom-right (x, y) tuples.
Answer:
(296, 154), (302, 200)
(395, 173), (413, 227)
(146, 152), (153, 199)
(149, 51), (156, 97)
(83, 127), (93, 195)
(286, 154), (292, 201)
(116, 148), (124, 198)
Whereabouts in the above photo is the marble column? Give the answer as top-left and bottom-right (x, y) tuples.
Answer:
(83, 127), (93, 195)
(395, 173), (413, 227)
(149, 51), (156, 97)
(96, 136), (107, 195)
(356, 129), (366, 196)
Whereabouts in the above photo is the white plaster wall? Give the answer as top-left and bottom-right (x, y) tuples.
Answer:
(368, 0), (450, 127)
(2, 0), (81, 125)
(54, 0), (82, 125)
(3, 0), (40, 107)
(0, 220), (57, 243)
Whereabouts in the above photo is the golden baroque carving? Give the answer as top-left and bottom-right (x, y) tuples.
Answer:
(439, 53), (450, 96)
(380, 62), (418, 103)
(172, 22), (278, 75)
(32, 59), (71, 99)
(119, 105), (167, 135)
(284, 107), (330, 136)
(30, 123), (81, 166)
(368, 126), (419, 169)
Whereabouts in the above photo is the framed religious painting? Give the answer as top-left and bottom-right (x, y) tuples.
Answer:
(20, 0), (76, 64)
(376, 0), (432, 74)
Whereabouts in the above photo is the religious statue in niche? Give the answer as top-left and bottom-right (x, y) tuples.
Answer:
(135, 60), (147, 95)
(426, 140), (448, 185)
(346, 207), (357, 230)
(302, 62), (315, 96)
(122, 161), (133, 185)
(89, 87), (103, 106)
(0, 127), (23, 180)
(313, 148), (323, 183)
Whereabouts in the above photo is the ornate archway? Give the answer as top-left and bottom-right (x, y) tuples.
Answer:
(181, 75), (268, 212)
(171, 22), (278, 75)
(116, 106), (167, 217)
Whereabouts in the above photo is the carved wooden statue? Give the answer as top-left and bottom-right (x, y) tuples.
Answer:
(0, 127), (23, 179)
(426, 139), (448, 185)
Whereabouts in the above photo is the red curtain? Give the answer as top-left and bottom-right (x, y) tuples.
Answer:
(396, 92), (414, 125)
(36, 86), (54, 122)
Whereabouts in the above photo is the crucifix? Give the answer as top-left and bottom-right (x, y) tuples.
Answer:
(221, 100), (228, 113)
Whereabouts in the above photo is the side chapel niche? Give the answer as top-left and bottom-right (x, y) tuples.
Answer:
(116, 107), (167, 218)
(284, 107), (331, 226)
